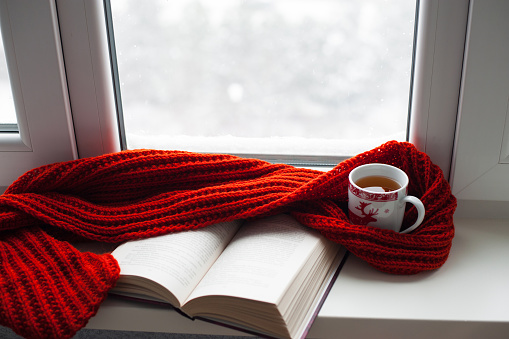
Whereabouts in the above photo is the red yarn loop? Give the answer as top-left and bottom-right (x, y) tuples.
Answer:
(0, 141), (456, 338)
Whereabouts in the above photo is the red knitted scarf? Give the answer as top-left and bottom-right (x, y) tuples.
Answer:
(0, 141), (456, 338)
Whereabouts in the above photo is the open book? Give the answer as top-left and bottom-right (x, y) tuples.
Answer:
(110, 214), (346, 339)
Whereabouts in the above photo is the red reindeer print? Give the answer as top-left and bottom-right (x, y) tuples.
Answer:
(353, 201), (379, 225)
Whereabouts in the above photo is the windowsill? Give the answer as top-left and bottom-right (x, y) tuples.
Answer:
(311, 215), (509, 338)
(83, 200), (509, 338)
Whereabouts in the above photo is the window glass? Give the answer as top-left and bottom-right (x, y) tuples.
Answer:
(110, 0), (416, 162)
(0, 24), (17, 128)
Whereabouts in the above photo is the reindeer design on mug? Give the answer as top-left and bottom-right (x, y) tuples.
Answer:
(350, 201), (379, 225)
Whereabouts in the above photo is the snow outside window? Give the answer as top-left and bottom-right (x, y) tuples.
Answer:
(108, 0), (417, 164)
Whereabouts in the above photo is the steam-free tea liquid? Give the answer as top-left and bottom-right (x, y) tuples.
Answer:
(355, 175), (401, 192)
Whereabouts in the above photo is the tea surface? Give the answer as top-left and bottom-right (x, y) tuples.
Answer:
(355, 175), (401, 192)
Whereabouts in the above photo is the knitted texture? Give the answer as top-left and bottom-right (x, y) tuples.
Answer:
(0, 141), (456, 338)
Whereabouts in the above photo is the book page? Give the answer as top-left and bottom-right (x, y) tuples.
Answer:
(111, 220), (242, 306)
(185, 214), (327, 305)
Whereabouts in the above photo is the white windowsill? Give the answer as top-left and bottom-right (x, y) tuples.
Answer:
(82, 201), (509, 338)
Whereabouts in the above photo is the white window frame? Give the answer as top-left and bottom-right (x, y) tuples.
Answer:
(56, 0), (121, 159)
(0, 0), (78, 187)
(59, 0), (469, 170)
(408, 0), (470, 181)
(57, 0), (470, 173)
(450, 0), (509, 202)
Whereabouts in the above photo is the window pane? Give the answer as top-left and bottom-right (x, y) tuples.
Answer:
(110, 0), (416, 161)
(0, 22), (17, 127)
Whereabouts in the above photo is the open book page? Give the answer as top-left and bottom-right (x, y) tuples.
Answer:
(111, 220), (242, 307)
(184, 214), (332, 306)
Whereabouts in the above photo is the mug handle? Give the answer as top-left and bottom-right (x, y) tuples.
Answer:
(400, 196), (425, 234)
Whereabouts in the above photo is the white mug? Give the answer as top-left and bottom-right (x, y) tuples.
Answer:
(348, 163), (425, 233)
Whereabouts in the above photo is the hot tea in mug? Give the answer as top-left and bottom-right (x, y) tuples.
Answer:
(348, 163), (425, 233)
(354, 175), (402, 192)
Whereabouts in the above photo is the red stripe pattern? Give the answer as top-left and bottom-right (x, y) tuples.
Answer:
(0, 141), (456, 338)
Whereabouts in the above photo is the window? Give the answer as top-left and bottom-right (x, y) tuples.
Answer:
(0, 0), (77, 188)
(6, 0), (508, 208)
(450, 0), (509, 202)
(408, 0), (468, 180)
(0, 26), (16, 128)
(108, 0), (416, 165)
